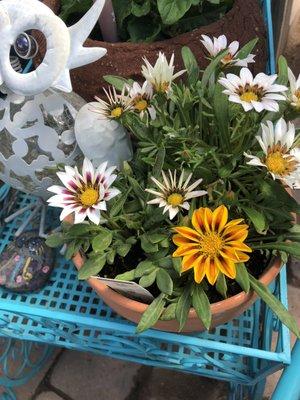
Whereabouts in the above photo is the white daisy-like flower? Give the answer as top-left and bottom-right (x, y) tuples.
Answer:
(245, 118), (300, 188)
(146, 170), (207, 220)
(141, 52), (186, 94)
(287, 67), (300, 110)
(127, 81), (156, 120)
(219, 68), (287, 112)
(92, 86), (132, 120)
(47, 158), (120, 225)
(200, 34), (255, 67)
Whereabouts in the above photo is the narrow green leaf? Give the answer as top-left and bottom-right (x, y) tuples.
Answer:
(216, 273), (228, 298)
(236, 38), (258, 61)
(128, 176), (147, 201)
(78, 255), (107, 280)
(136, 294), (166, 333)
(156, 269), (173, 295)
(192, 284), (212, 330)
(175, 287), (191, 331)
(277, 55), (289, 85)
(139, 270), (157, 288)
(252, 242), (300, 259)
(235, 263), (250, 293)
(242, 206), (267, 234)
(249, 275), (300, 338)
(201, 49), (228, 89)
(153, 147), (166, 177)
(181, 46), (199, 84)
(214, 82), (230, 151)
(103, 75), (131, 91)
(172, 257), (182, 275)
(110, 189), (130, 217)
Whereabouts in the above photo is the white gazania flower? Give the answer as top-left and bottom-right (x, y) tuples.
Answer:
(287, 67), (300, 110)
(145, 170), (207, 220)
(141, 52), (186, 94)
(92, 86), (132, 120)
(47, 158), (120, 225)
(200, 34), (255, 67)
(127, 81), (156, 120)
(219, 68), (287, 112)
(245, 118), (300, 188)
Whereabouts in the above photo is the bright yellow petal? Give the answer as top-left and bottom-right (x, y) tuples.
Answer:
(212, 205), (228, 232)
(224, 218), (244, 229)
(182, 253), (199, 272)
(173, 245), (199, 257)
(219, 248), (240, 262)
(203, 208), (213, 232)
(215, 257), (236, 279)
(173, 234), (191, 246)
(194, 256), (206, 283)
(173, 227), (201, 242)
(204, 256), (219, 285)
(224, 241), (252, 253)
(191, 208), (206, 233)
(234, 251), (250, 263)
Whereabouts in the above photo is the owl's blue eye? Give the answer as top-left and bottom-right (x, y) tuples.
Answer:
(14, 32), (38, 60)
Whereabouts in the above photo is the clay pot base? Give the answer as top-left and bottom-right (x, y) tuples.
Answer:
(72, 251), (282, 333)
(37, 0), (267, 101)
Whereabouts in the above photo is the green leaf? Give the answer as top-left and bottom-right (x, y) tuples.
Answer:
(46, 233), (64, 248)
(153, 147), (166, 177)
(112, 0), (132, 28)
(78, 255), (107, 280)
(147, 233), (166, 244)
(92, 231), (113, 253)
(160, 303), (177, 321)
(139, 270), (157, 287)
(175, 287), (191, 331)
(172, 257), (182, 275)
(135, 260), (157, 278)
(65, 241), (79, 260)
(236, 38), (258, 61)
(136, 294), (166, 333)
(106, 249), (116, 265)
(235, 263), (250, 293)
(181, 46), (199, 84)
(156, 269), (173, 295)
(59, 0), (92, 21)
(277, 55), (289, 86)
(140, 235), (159, 253)
(115, 269), (135, 281)
(249, 275), (300, 338)
(216, 273), (227, 298)
(192, 284), (212, 330)
(201, 49), (228, 89)
(116, 243), (131, 257)
(242, 206), (267, 234)
(103, 75), (131, 91)
(157, 0), (192, 25)
(127, 16), (161, 42)
(252, 242), (300, 259)
(132, 0), (151, 16)
(128, 176), (147, 201)
(214, 82), (230, 151)
(110, 189), (130, 217)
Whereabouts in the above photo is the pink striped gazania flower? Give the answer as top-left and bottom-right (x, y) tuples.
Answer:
(47, 158), (120, 225)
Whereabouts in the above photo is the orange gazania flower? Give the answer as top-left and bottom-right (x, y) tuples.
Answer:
(172, 205), (252, 285)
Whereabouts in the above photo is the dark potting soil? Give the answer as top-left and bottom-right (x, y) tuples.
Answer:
(98, 247), (271, 304)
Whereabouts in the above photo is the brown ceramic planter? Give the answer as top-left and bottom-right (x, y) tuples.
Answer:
(72, 250), (282, 333)
(37, 0), (268, 102)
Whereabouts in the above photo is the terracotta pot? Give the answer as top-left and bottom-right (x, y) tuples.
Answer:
(37, 0), (268, 102)
(72, 250), (282, 333)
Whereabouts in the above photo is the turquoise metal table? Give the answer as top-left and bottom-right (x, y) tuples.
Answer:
(0, 197), (292, 400)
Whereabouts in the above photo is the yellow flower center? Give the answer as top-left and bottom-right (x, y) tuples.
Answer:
(80, 188), (99, 207)
(200, 232), (224, 257)
(167, 193), (183, 207)
(294, 89), (300, 109)
(156, 81), (170, 93)
(265, 151), (289, 175)
(111, 107), (123, 118)
(135, 99), (148, 112)
(240, 91), (258, 102)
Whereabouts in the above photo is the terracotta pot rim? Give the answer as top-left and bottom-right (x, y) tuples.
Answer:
(49, 0), (241, 48)
(72, 251), (282, 318)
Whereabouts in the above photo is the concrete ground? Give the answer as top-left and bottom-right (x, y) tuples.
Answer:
(1, 258), (299, 400)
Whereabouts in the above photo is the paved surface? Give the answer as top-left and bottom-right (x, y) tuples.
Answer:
(2, 258), (298, 400)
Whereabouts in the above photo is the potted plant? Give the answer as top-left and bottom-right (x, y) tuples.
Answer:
(46, 37), (300, 336)
(36, 0), (268, 101)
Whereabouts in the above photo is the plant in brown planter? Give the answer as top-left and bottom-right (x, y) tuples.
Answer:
(46, 38), (300, 336)
(38, 0), (268, 101)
